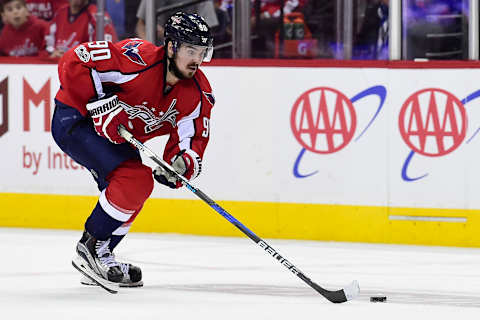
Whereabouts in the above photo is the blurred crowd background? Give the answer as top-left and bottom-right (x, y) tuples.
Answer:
(0, 0), (472, 60)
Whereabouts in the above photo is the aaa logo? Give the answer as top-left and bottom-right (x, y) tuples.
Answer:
(398, 88), (467, 157)
(397, 88), (480, 182)
(290, 87), (356, 154)
(290, 85), (386, 178)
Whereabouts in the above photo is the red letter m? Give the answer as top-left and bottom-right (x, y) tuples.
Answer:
(23, 78), (51, 131)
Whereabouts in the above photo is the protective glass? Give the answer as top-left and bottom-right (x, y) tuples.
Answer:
(177, 43), (214, 63)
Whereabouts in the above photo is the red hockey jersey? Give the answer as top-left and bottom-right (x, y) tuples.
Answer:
(46, 4), (117, 54)
(0, 15), (49, 57)
(26, 0), (67, 21)
(56, 39), (215, 166)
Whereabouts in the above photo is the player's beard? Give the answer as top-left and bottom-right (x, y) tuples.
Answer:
(168, 56), (196, 80)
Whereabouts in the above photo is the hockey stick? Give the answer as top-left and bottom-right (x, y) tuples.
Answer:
(118, 125), (360, 303)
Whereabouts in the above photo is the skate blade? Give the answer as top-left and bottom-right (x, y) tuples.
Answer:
(72, 256), (119, 294)
(81, 276), (144, 288)
(120, 281), (144, 288)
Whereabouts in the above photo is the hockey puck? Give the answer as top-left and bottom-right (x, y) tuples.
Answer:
(370, 296), (387, 302)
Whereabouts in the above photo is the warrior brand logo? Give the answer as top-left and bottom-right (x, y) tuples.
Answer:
(399, 88), (467, 157)
(122, 41), (147, 66)
(258, 241), (300, 275)
(88, 96), (119, 117)
(0, 78), (8, 138)
(291, 87), (357, 154)
(120, 99), (179, 134)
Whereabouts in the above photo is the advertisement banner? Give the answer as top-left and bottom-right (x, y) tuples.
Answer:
(2, 64), (480, 207)
(2, 61), (480, 245)
(203, 66), (480, 210)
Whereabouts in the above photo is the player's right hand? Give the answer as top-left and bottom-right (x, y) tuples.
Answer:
(86, 94), (128, 144)
(153, 151), (195, 189)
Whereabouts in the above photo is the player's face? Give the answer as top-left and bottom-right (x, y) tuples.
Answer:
(173, 44), (207, 78)
(69, 0), (88, 14)
(1, 1), (28, 29)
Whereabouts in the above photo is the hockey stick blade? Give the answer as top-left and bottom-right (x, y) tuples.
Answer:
(313, 280), (360, 303)
(118, 125), (360, 303)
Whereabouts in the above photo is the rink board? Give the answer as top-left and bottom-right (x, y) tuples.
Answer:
(2, 59), (480, 246)
(1, 193), (478, 247)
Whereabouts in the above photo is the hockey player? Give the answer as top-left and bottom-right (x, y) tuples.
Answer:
(51, 12), (215, 289)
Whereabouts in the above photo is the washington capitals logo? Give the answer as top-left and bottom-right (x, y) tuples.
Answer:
(122, 41), (147, 66)
(119, 100), (179, 134)
(203, 91), (215, 106)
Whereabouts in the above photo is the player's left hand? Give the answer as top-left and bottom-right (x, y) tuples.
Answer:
(153, 151), (195, 189)
(86, 94), (129, 144)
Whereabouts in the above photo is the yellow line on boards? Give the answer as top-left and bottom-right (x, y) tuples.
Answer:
(1, 193), (479, 247)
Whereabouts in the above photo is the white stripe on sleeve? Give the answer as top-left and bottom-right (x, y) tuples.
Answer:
(91, 69), (139, 99)
(97, 71), (139, 84)
(90, 69), (104, 98)
(177, 101), (201, 151)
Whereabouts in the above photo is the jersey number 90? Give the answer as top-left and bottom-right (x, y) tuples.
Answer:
(87, 41), (111, 61)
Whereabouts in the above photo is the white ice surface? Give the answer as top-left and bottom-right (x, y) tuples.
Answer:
(1, 228), (480, 319)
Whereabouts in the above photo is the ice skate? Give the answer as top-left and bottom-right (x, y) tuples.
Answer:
(72, 231), (123, 293)
(81, 260), (143, 287)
